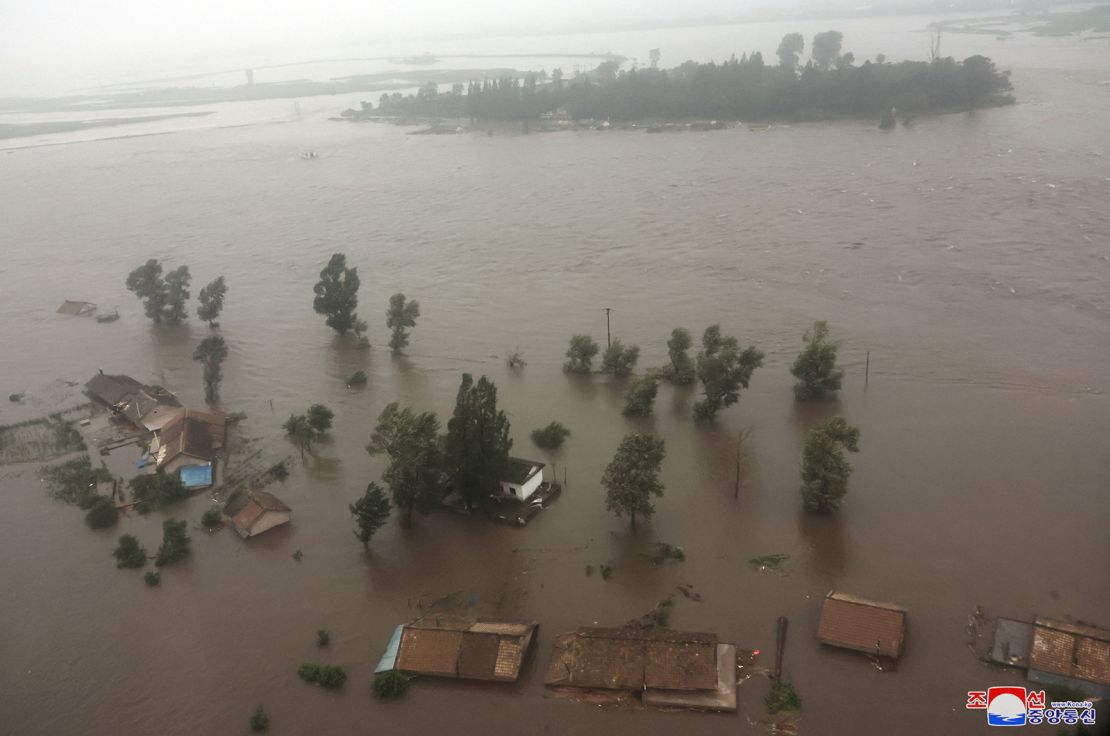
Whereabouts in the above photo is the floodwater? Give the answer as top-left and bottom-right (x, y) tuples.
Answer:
(1, 15), (1109, 736)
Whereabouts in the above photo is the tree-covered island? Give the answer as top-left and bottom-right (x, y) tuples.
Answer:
(358, 31), (1012, 127)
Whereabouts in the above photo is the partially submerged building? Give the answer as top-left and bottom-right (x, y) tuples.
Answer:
(153, 409), (225, 474)
(376, 614), (538, 683)
(223, 490), (291, 539)
(85, 372), (183, 433)
(500, 457), (545, 502)
(1028, 618), (1110, 699)
(57, 300), (97, 316)
(817, 591), (907, 660)
(545, 626), (737, 712)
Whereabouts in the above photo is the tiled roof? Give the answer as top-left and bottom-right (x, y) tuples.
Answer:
(1031, 618), (1110, 686)
(817, 591), (907, 659)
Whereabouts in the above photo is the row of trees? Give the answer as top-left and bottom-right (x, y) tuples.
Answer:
(125, 260), (226, 327)
(368, 32), (1012, 123)
(601, 410), (861, 530)
(566, 321), (844, 420)
(312, 253), (420, 353)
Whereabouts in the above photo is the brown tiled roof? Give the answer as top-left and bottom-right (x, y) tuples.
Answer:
(397, 628), (463, 677)
(817, 591), (907, 659)
(395, 617), (537, 682)
(645, 639), (718, 691)
(545, 627), (720, 692)
(159, 410), (225, 464)
(224, 490), (291, 537)
(458, 632), (501, 680)
(1031, 618), (1110, 686)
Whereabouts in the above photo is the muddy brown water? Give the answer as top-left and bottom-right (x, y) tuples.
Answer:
(2, 21), (1109, 736)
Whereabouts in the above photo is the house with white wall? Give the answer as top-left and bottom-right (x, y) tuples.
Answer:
(500, 457), (545, 502)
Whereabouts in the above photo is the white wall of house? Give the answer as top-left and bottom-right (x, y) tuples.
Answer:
(501, 469), (544, 502)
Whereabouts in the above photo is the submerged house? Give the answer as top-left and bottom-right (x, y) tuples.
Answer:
(989, 616), (1110, 699)
(57, 300), (97, 316)
(545, 626), (737, 712)
(817, 591), (907, 660)
(224, 490), (291, 539)
(1028, 618), (1110, 699)
(376, 613), (538, 683)
(85, 372), (183, 432)
(500, 457), (545, 502)
(153, 409), (225, 474)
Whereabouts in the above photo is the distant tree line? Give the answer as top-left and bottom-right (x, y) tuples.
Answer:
(368, 33), (1012, 124)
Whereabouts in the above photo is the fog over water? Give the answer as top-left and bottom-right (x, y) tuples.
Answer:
(1, 6), (1109, 736)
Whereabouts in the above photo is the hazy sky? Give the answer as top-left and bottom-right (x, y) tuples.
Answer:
(2, 0), (809, 94)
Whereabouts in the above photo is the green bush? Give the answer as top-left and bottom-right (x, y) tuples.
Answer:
(42, 456), (112, 507)
(600, 564), (613, 580)
(346, 370), (368, 386)
(113, 534), (147, 568)
(85, 496), (119, 529)
(373, 670), (409, 699)
(155, 519), (190, 566)
(201, 507), (223, 528)
(144, 571), (161, 587)
(766, 677), (802, 714)
(249, 706), (269, 732)
(9, 392), (24, 403)
(269, 461), (289, 480)
(316, 629), (330, 648)
(647, 596), (675, 627)
(298, 663), (347, 690)
(531, 421), (570, 450)
(129, 471), (190, 513)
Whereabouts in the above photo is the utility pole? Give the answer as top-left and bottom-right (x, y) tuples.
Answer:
(865, 351), (870, 387)
(603, 307), (612, 348)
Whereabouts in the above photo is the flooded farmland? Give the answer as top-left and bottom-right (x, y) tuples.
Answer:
(1, 15), (1109, 736)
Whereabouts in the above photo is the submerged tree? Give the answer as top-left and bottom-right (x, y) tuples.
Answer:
(367, 403), (444, 524)
(386, 293), (421, 354)
(812, 30), (844, 71)
(564, 335), (600, 374)
(197, 276), (227, 327)
(129, 471), (189, 513)
(113, 534), (147, 568)
(125, 259), (168, 324)
(531, 421), (570, 450)
(601, 339), (640, 377)
(694, 325), (764, 420)
(800, 417), (861, 512)
(192, 335), (228, 402)
(284, 404), (333, 454)
(623, 376), (658, 418)
(155, 518), (190, 566)
(350, 482), (392, 547)
(777, 32), (805, 72)
(791, 321), (844, 401)
(665, 327), (696, 385)
(312, 253), (361, 335)
(603, 432), (665, 529)
(162, 265), (192, 325)
(444, 374), (512, 510)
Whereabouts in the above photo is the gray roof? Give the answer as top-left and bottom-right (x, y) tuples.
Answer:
(503, 457), (544, 485)
(85, 373), (146, 406)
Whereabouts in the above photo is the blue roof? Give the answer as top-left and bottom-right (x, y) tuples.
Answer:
(375, 625), (405, 673)
(179, 463), (213, 489)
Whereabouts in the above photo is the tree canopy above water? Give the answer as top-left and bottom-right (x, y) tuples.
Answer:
(313, 253), (361, 335)
(369, 32), (1013, 124)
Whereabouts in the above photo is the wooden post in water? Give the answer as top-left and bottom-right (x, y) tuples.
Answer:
(774, 615), (788, 679)
(865, 351), (870, 387)
(603, 307), (612, 348)
(734, 434), (742, 501)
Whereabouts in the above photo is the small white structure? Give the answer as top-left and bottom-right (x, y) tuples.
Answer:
(500, 457), (545, 502)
